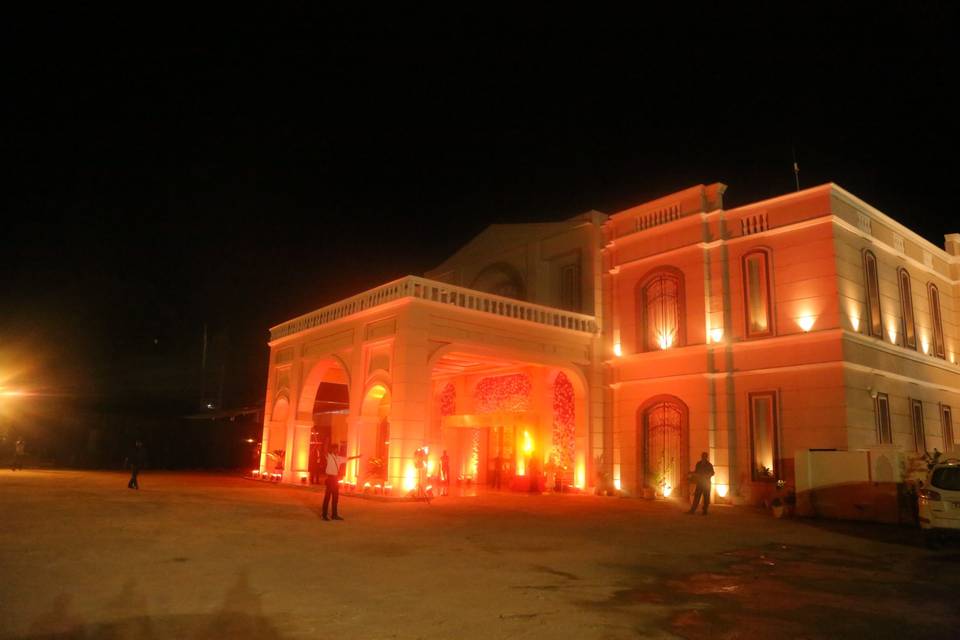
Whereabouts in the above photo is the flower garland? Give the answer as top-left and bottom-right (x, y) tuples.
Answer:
(439, 383), (456, 417)
(475, 373), (532, 414)
(551, 372), (575, 472)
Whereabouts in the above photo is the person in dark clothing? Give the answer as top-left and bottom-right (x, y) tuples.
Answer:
(687, 452), (715, 515)
(12, 438), (25, 471)
(127, 440), (146, 489)
(322, 445), (361, 521)
(309, 445), (322, 485)
(440, 450), (450, 496)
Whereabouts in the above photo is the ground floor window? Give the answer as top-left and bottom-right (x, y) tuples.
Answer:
(940, 404), (953, 452)
(749, 391), (778, 480)
(910, 399), (926, 452)
(875, 393), (892, 444)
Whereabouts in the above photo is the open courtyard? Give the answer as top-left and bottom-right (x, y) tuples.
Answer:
(2, 470), (959, 639)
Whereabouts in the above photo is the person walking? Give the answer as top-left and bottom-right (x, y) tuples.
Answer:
(127, 440), (146, 490)
(12, 437), (25, 471)
(322, 445), (361, 521)
(687, 452), (715, 515)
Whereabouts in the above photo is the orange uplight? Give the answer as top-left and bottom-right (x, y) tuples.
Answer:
(716, 483), (729, 498)
(613, 477), (622, 491)
(797, 315), (815, 332)
(709, 327), (724, 344)
(522, 430), (534, 454)
(657, 330), (675, 350)
(662, 484), (673, 498)
(888, 324), (898, 345)
(613, 342), (623, 357)
(921, 337), (930, 354)
(850, 315), (860, 332)
(403, 465), (416, 492)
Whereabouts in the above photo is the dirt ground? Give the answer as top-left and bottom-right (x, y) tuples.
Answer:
(2, 470), (958, 639)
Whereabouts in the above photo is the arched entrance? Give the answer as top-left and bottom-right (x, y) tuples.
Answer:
(293, 358), (350, 481)
(638, 396), (689, 497)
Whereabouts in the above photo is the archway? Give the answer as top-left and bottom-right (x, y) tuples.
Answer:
(264, 395), (290, 472)
(359, 383), (392, 487)
(293, 358), (350, 480)
(638, 396), (689, 497)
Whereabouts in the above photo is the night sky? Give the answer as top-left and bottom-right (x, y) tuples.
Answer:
(2, 6), (957, 414)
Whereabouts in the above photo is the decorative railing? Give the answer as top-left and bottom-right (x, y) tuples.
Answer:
(270, 275), (599, 340)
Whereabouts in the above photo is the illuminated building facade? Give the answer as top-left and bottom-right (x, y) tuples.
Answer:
(260, 183), (959, 519)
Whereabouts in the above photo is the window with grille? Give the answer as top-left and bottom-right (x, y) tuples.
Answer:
(928, 283), (945, 358)
(911, 398), (926, 452)
(863, 250), (883, 339)
(560, 263), (581, 312)
(640, 270), (684, 351)
(942, 404), (954, 452)
(743, 250), (773, 338)
(750, 391), (778, 481)
(875, 393), (892, 444)
(898, 268), (916, 349)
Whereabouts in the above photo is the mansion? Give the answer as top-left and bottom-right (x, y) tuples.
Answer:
(258, 183), (959, 521)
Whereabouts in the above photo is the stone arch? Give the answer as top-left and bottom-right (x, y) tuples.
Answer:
(297, 354), (351, 418)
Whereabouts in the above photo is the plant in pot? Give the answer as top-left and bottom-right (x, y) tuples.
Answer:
(771, 479), (786, 518)
(365, 456), (385, 493)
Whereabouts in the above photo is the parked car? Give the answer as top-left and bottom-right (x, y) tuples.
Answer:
(918, 458), (960, 547)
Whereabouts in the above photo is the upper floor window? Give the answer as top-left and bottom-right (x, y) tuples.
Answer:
(875, 392), (892, 444)
(863, 250), (883, 339)
(639, 269), (685, 351)
(559, 263), (581, 312)
(897, 268), (917, 350)
(928, 283), (945, 358)
(743, 250), (773, 338)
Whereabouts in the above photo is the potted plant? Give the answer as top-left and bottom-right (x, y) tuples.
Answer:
(771, 479), (787, 517)
(365, 456), (385, 491)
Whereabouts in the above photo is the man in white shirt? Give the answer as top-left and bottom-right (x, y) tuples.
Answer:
(323, 444), (362, 521)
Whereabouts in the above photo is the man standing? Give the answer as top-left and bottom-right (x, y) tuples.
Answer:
(309, 444), (322, 485)
(687, 452), (714, 515)
(127, 440), (146, 490)
(12, 437), (25, 471)
(440, 450), (451, 496)
(322, 445), (361, 521)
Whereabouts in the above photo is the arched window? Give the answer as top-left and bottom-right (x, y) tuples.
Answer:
(742, 249), (773, 338)
(470, 263), (527, 300)
(639, 269), (685, 351)
(898, 268), (917, 350)
(928, 283), (945, 358)
(863, 250), (883, 339)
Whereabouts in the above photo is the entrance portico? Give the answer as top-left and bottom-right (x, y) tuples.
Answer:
(260, 276), (602, 494)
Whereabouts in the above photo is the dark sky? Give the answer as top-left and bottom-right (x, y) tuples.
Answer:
(2, 5), (957, 409)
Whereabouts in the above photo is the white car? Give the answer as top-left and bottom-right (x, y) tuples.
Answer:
(918, 458), (960, 547)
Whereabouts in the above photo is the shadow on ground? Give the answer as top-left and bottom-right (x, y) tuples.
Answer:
(16, 572), (283, 640)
